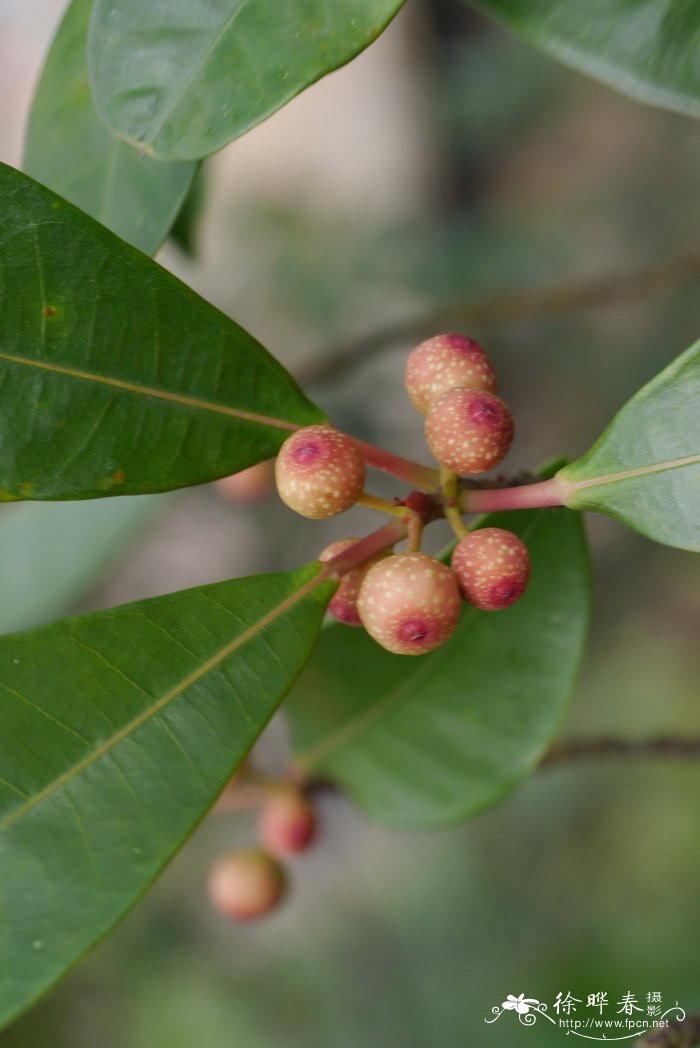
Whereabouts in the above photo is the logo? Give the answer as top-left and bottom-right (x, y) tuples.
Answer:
(485, 991), (685, 1041)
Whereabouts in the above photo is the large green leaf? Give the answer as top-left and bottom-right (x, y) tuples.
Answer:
(559, 338), (700, 551)
(0, 562), (333, 1029)
(0, 164), (325, 500)
(0, 497), (163, 634)
(470, 0), (700, 119)
(288, 506), (590, 828)
(87, 0), (406, 161)
(24, 0), (196, 256)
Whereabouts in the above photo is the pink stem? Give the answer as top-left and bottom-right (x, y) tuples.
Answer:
(320, 519), (408, 577)
(351, 437), (441, 490)
(459, 476), (566, 515)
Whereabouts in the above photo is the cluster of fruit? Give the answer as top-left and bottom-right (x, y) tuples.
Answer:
(208, 786), (317, 921)
(274, 334), (531, 656)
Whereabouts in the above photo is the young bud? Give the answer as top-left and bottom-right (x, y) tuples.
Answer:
(319, 538), (390, 626)
(258, 790), (317, 857)
(451, 528), (531, 611)
(424, 388), (513, 475)
(357, 551), (461, 655)
(405, 333), (497, 415)
(275, 425), (365, 519)
(207, 849), (287, 921)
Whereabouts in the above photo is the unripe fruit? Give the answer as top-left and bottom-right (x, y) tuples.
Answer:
(451, 528), (531, 611)
(275, 425), (365, 519)
(258, 790), (317, 857)
(319, 538), (390, 626)
(425, 388), (513, 475)
(207, 849), (287, 921)
(357, 551), (461, 655)
(405, 333), (497, 415)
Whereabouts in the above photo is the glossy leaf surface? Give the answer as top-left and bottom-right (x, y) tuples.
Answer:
(0, 563), (333, 1029)
(288, 506), (590, 827)
(24, 0), (195, 255)
(471, 0), (700, 119)
(560, 339), (700, 551)
(88, 0), (406, 160)
(0, 164), (325, 500)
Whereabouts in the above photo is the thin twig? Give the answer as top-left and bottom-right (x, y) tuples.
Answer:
(634, 1010), (700, 1047)
(541, 736), (700, 768)
(300, 252), (700, 386)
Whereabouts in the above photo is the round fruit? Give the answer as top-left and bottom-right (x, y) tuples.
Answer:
(357, 551), (461, 655)
(319, 538), (390, 626)
(207, 849), (287, 921)
(424, 388), (513, 475)
(451, 528), (531, 611)
(405, 333), (497, 415)
(275, 425), (365, 519)
(215, 460), (275, 503)
(258, 790), (317, 857)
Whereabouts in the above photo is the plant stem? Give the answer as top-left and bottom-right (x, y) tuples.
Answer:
(541, 735), (700, 767)
(351, 436), (441, 490)
(355, 492), (406, 518)
(319, 519), (408, 577)
(460, 476), (566, 514)
(440, 466), (469, 539)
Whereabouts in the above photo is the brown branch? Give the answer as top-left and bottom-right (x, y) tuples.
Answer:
(299, 252), (700, 386)
(634, 1010), (700, 1047)
(541, 735), (700, 768)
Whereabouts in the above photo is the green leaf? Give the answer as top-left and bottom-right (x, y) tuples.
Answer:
(469, 0), (700, 119)
(559, 338), (700, 551)
(24, 0), (196, 256)
(0, 164), (325, 501)
(0, 497), (163, 634)
(0, 562), (333, 1029)
(287, 506), (591, 828)
(87, 0), (406, 161)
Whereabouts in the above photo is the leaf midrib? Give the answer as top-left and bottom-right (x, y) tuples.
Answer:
(0, 349), (299, 432)
(0, 569), (326, 833)
(566, 452), (700, 493)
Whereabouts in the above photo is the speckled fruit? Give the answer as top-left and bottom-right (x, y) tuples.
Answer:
(405, 333), (497, 415)
(319, 538), (390, 626)
(207, 850), (287, 921)
(357, 551), (461, 655)
(452, 528), (531, 611)
(275, 425), (365, 518)
(258, 791), (317, 857)
(425, 388), (513, 475)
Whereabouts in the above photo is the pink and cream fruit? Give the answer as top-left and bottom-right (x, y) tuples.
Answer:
(405, 333), (497, 415)
(275, 425), (365, 519)
(451, 528), (531, 611)
(207, 849), (287, 921)
(357, 551), (461, 655)
(425, 388), (513, 475)
(258, 790), (317, 858)
(319, 538), (390, 626)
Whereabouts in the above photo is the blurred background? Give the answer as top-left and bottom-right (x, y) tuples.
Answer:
(0, 1), (699, 1044)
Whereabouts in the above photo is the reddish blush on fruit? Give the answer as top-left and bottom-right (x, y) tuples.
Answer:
(451, 527), (531, 611)
(425, 388), (513, 475)
(357, 551), (461, 655)
(275, 425), (365, 518)
(405, 333), (497, 415)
